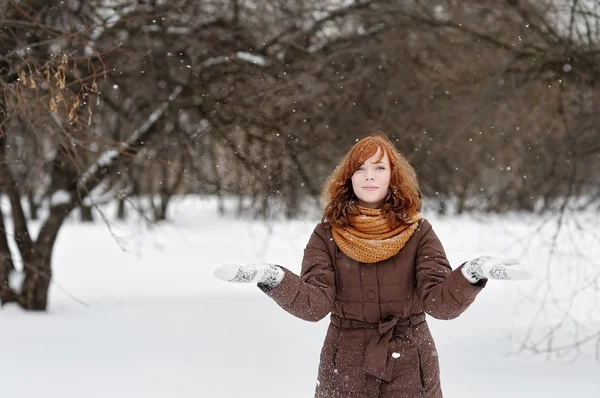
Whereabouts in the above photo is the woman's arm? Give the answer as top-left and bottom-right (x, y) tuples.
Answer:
(414, 220), (486, 320)
(259, 224), (336, 322)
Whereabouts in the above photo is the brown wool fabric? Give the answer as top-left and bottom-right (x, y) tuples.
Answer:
(331, 206), (421, 263)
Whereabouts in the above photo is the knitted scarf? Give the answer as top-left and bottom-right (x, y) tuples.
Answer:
(331, 206), (421, 263)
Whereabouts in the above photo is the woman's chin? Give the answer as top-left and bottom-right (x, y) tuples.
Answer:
(357, 198), (385, 208)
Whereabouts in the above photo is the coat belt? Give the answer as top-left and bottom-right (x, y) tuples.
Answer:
(329, 312), (426, 382)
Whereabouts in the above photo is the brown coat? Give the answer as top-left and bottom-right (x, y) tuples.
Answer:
(261, 219), (486, 398)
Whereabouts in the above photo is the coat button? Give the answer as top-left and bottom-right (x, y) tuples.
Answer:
(367, 291), (375, 300)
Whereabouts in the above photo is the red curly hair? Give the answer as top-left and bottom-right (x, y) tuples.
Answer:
(321, 133), (422, 228)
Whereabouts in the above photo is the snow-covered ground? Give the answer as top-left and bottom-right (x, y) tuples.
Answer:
(1, 197), (598, 397)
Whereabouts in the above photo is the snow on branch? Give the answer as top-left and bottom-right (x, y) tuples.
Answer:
(202, 51), (269, 68)
(50, 190), (72, 207)
(82, 180), (133, 207)
(235, 52), (268, 66)
(76, 85), (183, 197)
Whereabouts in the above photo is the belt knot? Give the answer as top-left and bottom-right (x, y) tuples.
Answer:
(330, 313), (426, 382)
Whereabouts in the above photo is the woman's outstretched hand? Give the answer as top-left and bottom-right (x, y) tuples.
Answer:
(461, 256), (532, 284)
(213, 263), (284, 288)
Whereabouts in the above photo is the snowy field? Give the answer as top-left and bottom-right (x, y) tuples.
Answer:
(1, 197), (599, 398)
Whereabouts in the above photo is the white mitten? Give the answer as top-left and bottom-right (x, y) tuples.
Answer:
(213, 262), (284, 288)
(461, 256), (532, 284)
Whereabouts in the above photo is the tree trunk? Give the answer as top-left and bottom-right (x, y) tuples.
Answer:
(152, 193), (170, 221)
(155, 161), (171, 221)
(152, 156), (185, 222)
(0, 132), (18, 305)
(284, 171), (300, 219)
(117, 180), (138, 220)
(438, 198), (447, 215)
(79, 204), (94, 222)
(117, 197), (127, 220)
(257, 195), (268, 220)
(0, 208), (16, 305)
(27, 191), (39, 220)
(160, 194), (170, 220)
(151, 194), (159, 220)
(218, 194), (225, 216)
(209, 140), (226, 216)
(18, 204), (72, 310)
(20, 258), (51, 310)
(236, 195), (244, 217)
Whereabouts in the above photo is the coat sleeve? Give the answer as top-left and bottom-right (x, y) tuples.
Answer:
(415, 219), (486, 320)
(258, 223), (336, 322)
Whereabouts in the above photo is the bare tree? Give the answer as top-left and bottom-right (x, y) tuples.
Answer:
(1, 1), (599, 359)
(0, 0), (185, 309)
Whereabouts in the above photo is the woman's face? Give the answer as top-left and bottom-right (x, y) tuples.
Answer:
(351, 148), (391, 209)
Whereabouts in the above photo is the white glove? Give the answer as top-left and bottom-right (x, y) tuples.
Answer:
(213, 262), (284, 288)
(461, 256), (532, 284)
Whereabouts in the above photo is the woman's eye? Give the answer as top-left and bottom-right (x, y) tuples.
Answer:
(356, 167), (365, 171)
(377, 166), (386, 170)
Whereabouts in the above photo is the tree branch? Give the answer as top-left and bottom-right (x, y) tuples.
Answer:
(75, 85), (183, 198)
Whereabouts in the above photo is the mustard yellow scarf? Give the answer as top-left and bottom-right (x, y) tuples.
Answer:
(331, 206), (421, 263)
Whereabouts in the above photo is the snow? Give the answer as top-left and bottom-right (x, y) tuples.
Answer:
(0, 197), (598, 397)
(236, 51), (268, 66)
(202, 52), (269, 68)
(96, 149), (118, 167)
(50, 189), (72, 206)
(8, 269), (24, 291)
(82, 182), (113, 206)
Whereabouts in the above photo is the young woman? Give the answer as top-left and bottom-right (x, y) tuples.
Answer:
(214, 134), (531, 398)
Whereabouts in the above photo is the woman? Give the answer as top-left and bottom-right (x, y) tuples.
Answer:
(214, 134), (531, 398)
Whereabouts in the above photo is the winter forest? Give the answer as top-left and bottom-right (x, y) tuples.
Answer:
(1, 0), (599, 397)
